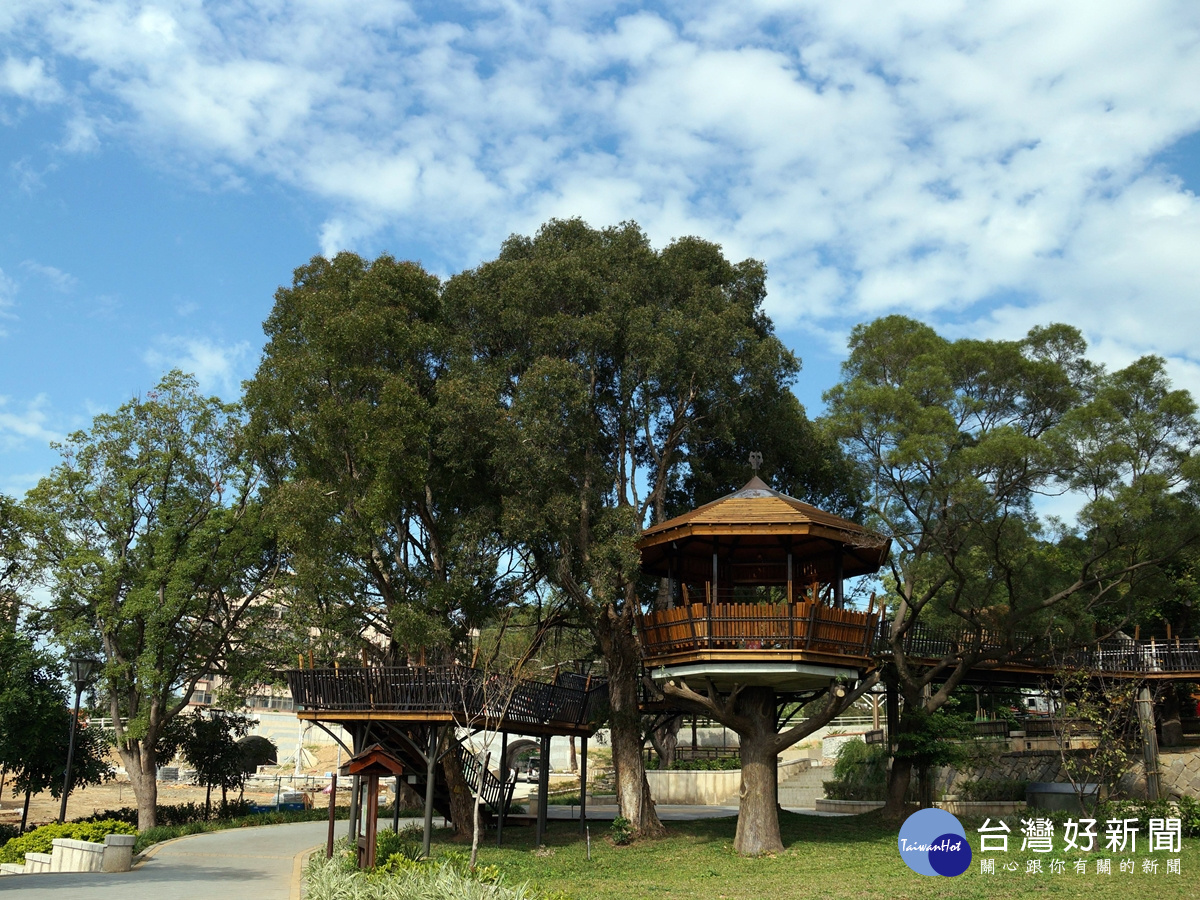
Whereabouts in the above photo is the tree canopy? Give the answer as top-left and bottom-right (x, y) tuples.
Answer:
(822, 315), (1200, 810)
(26, 371), (278, 829)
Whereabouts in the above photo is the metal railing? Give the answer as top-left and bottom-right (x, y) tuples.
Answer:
(283, 666), (609, 730)
(640, 601), (878, 659)
(874, 618), (1200, 676)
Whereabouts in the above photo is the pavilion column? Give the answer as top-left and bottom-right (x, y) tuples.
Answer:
(712, 539), (719, 605)
(496, 731), (509, 847)
(787, 551), (793, 603)
(834, 549), (844, 608)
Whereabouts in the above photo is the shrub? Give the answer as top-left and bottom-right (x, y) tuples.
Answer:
(822, 739), (888, 801)
(306, 853), (546, 900)
(0, 824), (18, 846)
(376, 824), (423, 864)
(609, 815), (633, 845)
(0, 819), (137, 863)
(664, 757), (741, 771)
(957, 778), (1029, 802)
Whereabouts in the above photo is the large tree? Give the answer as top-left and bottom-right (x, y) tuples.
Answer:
(245, 253), (518, 666)
(0, 494), (31, 629)
(823, 316), (1200, 813)
(445, 219), (829, 838)
(245, 253), (526, 833)
(27, 372), (278, 828)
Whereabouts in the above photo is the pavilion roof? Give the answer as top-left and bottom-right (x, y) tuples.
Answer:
(638, 476), (889, 577)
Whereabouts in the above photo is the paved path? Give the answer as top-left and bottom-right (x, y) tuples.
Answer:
(0, 806), (841, 898)
(0, 818), (368, 900)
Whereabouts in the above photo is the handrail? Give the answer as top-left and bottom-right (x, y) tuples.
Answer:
(282, 666), (609, 730)
(640, 601), (878, 658)
(874, 618), (1200, 676)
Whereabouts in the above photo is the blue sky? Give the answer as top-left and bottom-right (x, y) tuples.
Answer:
(3, 1), (1200, 497)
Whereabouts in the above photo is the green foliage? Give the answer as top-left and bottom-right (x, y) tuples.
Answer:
(661, 757), (741, 771)
(1098, 798), (1200, 836)
(0, 630), (114, 801)
(0, 824), (18, 845)
(0, 819), (135, 863)
(1176, 795), (1200, 837)
(375, 824), (423, 865)
(0, 493), (31, 628)
(245, 252), (512, 666)
(79, 799), (256, 828)
(609, 816), (633, 845)
(307, 853), (543, 900)
(822, 739), (889, 801)
(130, 804), (350, 854)
(956, 778), (1030, 802)
(26, 371), (278, 827)
(824, 316), (1200, 701)
(172, 709), (256, 815)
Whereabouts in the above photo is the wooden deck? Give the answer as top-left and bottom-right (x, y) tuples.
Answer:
(283, 666), (608, 737)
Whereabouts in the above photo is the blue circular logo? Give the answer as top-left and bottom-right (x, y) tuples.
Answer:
(897, 809), (971, 877)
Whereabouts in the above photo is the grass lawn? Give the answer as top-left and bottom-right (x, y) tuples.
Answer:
(437, 811), (1198, 900)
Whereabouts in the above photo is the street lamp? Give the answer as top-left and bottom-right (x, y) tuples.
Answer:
(58, 656), (99, 824)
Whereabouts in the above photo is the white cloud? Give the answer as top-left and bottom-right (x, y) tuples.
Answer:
(143, 336), (254, 398)
(0, 55), (62, 102)
(20, 259), (77, 292)
(0, 267), (16, 334)
(0, 393), (59, 450)
(6, 0), (1200, 382)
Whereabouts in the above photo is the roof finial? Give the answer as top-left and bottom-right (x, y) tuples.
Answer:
(748, 451), (763, 475)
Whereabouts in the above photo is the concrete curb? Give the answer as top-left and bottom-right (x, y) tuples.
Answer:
(290, 844), (322, 900)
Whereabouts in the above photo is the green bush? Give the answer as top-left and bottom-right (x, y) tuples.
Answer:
(375, 824), (423, 864)
(609, 815), (633, 845)
(0, 824), (18, 846)
(957, 778), (1029, 802)
(0, 819), (137, 863)
(77, 798), (255, 828)
(306, 853), (547, 900)
(822, 739), (888, 801)
(664, 757), (741, 771)
(1175, 795), (1200, 837)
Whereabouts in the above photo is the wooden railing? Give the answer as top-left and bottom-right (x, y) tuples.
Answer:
(639, 602), (878, 659)
(283, 666), (609, 730)
(875, 619), (1200, 676)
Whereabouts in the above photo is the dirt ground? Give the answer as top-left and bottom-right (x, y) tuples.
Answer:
(0, 744), (347, 829)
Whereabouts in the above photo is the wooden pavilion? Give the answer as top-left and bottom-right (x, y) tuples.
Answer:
(638, 476), (891, 692)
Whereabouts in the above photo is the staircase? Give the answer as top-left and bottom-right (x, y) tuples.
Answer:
(377, 724), (515, 823)
(777, 760), (828, 809)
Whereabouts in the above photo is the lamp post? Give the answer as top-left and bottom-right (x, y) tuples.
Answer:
(58, 656), (99, 824)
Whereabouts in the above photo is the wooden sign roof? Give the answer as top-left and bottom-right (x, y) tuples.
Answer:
(340, 743), (406, 777)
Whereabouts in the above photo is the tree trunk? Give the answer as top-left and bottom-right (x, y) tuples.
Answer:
(885, 755), (914, 817)
(1160, 685), (1183, 748)
(20, 788), (30, 832)
(118, 741), (160, 830)
(568, 736), (578, 774)
(442, 746), (474, 837)
(596, 604), (665, 838)
(205, 783), (212, 819)
(732, 687), (784, 856)
(650, 715), (682, 770)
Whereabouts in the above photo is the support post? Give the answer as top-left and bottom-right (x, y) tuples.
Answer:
(886, 678), (899, 753)
(392, 775), (401, 832)
(423, 726), (438, 858)
(578, 735), (588, 836)
(535, 734), (551, 846)
(326, 773), (337, 859)
(834, 549), (844, 607)
(496, 732), (509, 847)
(1137, 685), (1161, 801)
